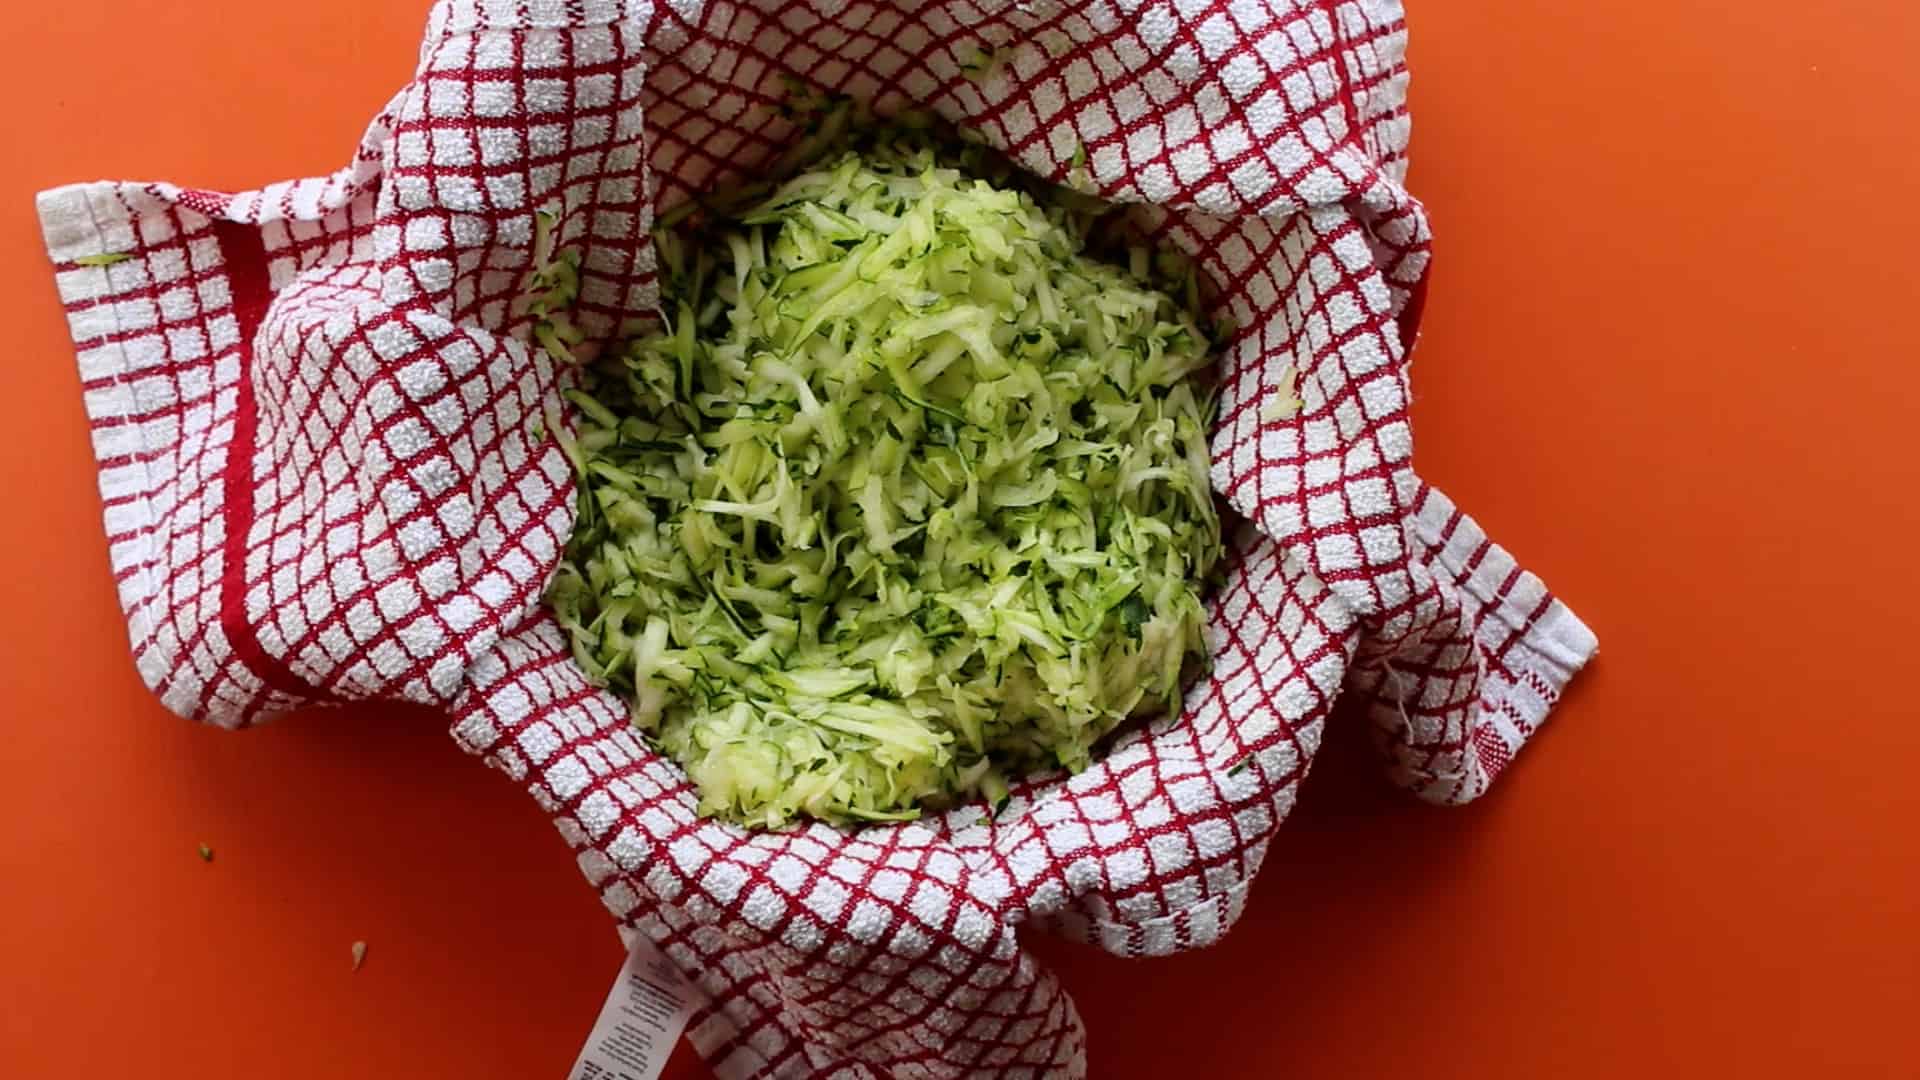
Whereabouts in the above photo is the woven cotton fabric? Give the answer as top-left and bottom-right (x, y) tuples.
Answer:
(37, 2), (1596, 1076)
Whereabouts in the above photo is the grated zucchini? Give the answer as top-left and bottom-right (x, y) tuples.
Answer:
(538, 117), (1222, 828)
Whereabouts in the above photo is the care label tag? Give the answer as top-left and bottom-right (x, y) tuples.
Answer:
(567, 933), (701, 1080)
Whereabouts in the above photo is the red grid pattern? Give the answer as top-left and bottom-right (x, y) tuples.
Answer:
(37, 2), (1596, 1076)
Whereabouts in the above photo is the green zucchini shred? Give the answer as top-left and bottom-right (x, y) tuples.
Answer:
(540, 119), (1223, 829)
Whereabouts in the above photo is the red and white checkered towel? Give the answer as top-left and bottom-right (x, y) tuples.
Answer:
(37, 1), (1596, 1075)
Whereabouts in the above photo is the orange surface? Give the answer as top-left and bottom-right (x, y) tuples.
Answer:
(3, 2), (1917, 1077)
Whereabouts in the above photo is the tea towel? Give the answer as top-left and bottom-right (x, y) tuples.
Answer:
(37, 1), (1597, 1075)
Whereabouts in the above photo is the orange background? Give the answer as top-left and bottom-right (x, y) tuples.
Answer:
(3, 2), (1917, 1077)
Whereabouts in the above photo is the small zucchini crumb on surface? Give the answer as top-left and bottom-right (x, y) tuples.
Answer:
(538, 108), (1223, 829)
